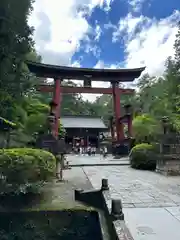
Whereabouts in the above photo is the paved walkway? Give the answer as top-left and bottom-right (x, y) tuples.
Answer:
(67, 154), (129, 166)
(83, 165), (180, 240)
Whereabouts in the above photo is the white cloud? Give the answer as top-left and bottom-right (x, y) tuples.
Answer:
(113, 13), (149, 42)
(28, 0), (111, 66)
(28, 0), (115, 102)
(128, 0), (147, 12)
(97, 0), (114, 11)
(113, 10), (180, 76)
(84, 43), (101, 57)
(104, 22), (116, 30)
(94, 25), (102, 41)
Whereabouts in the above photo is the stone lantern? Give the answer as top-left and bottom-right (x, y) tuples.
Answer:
(48, 100), (58, 134)
(161, 116), (169, 134)
(124, 104), (133, 138)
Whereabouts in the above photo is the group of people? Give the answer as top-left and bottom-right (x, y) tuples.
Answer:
(73, 145), (97, 155)
(72, 144), (108, 158)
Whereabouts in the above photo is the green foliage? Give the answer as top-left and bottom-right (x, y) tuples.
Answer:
(59, 122), (66, 137)
(133, 25), (180, 135)
(0, 0), (34, 95)
(0, 211), (101, 240)
(21, 98), (50, 138)
(129, 143), (156, 170)
(132, 114), (161, 143)
(25, 113), (48, 135)
(26, 101), (50, 115)
(174, 22), (180, 69)
(0, 117), (16, 131)
(0, 148), (56, 196)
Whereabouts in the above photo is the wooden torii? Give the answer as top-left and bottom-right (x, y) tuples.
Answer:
(27, 61), (145, 144)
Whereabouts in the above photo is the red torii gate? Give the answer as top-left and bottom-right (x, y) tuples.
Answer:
(27, 61), (145, 143)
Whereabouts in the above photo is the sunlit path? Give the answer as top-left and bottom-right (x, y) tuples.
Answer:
(67, 154), (130, 166)
(83, 165), (180, 240)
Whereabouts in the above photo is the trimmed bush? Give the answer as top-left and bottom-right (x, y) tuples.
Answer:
(129, 143), (156, 170)
(0, 148), (56, 197)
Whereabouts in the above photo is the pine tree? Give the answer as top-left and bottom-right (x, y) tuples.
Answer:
(174, 22), (180, 70)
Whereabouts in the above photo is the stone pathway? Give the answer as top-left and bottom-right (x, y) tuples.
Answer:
(67, 154), (129, 166)
(83, 165), (180, 240)
(83, 166), (180, 207)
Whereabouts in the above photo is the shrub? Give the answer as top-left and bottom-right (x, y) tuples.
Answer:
(129, 143), (156, 170)
(0, 148), (56, 197)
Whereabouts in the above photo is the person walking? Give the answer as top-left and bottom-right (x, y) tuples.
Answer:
(87, 145), (91, 156)
(103, 146), (108, 158)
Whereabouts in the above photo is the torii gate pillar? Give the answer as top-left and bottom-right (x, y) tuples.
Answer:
(112, 82), (124, 142)
(51, 79), (61, 138)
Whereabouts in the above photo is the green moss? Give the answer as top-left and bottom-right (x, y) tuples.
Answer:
(25, 182), (94, 212)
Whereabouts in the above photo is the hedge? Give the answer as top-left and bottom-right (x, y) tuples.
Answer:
(0, 148), (56, 197)
(129, 143), (156, 170)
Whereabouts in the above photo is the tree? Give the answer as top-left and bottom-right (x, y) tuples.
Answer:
(0, 0), (35, 121)
(174, 22), (180, 69)
(132, 114), (161, 143)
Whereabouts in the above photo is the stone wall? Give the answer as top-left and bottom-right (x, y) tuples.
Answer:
(156, 154), (180, 176)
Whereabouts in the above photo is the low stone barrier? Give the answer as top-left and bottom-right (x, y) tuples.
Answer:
(156, 154), (180, 176)
(156, 135), (180, 176)
(75, 178), (134, 240)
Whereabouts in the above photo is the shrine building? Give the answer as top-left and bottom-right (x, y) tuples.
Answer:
(60, 115), (108, 148)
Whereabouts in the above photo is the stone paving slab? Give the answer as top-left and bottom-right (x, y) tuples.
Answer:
(124, 207), (180, 240)
(83, 166), (180, 207)
(81, 163), (180, 239)
(67, 154), (129, 166)
(166, 206), (180, 218)
(82, 165), (180, 239)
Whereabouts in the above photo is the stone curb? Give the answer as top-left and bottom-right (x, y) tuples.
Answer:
(69, 163), (130, 167)
(74, 178), (134, 240)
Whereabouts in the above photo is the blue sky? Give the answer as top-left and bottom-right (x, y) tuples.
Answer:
(29, 0), (180, 100)
(73, 0), (180, 68)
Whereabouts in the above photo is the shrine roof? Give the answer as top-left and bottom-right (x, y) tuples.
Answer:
(60, 115), (107, 129)
(26, 61), (145, 82)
